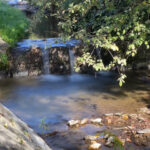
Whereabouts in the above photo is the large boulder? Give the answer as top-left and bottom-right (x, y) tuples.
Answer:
(0, 103), (51, 150)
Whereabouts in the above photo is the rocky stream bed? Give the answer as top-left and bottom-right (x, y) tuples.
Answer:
(41, 107), (150, 150)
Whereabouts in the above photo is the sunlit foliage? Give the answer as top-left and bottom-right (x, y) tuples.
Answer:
(29, 0), (150, 85)
(0, 0), (29, 46)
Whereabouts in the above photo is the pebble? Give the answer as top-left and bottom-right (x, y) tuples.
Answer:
(90, 118), (102, 125)
(67, 120), (80, 127)
(80, 118), (89, 125)
(84, 135), (98, 142)
(114, 112), (123, 116)
(104, 118), (112, 124)
(105, 136), (114, 147)
(129, 114), (138, 119)
(122, 114), (128, 120)
(88, 141), (102, 150)
(104, 113), (113, 116)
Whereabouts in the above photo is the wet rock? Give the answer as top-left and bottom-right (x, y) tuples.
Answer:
(122, 114), (129, 120)
(88, 141), (101, 150)
(104, 117), (112, 125)
(126, 137), (132, 143)
(90, 118), (102, 125)
(137, 115), (146, 122)
(80, 118), (89, 125)
(84, 135), (98, 142)
(104, 134), (109, 139)
(105, 136), (114, 147)
(104, 113), (113, 117)
(114, 112), (123, 116)
(129, 114), (138, 119)
(137, 129), (150, 134)
(67, 120), (80, 127)
(134, 134), (148, 146)
(139, 107), (150, 115)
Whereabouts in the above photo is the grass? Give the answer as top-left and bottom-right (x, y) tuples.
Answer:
(0, 0), (29, 47)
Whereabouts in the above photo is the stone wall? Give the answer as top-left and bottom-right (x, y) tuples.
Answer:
(9, 47), (43, 77)
(50, 47), (71, 74)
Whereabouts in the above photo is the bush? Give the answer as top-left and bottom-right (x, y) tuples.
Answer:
(0, 53), (8, 71)
(0, 0), (29, 46)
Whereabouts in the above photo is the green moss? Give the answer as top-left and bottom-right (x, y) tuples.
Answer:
(0, 0), (29, 47)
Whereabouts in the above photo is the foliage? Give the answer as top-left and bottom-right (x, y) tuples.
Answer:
(0, 0), (29, 46)
(28, 0), (150, 86)
(0, 53), (9, 71)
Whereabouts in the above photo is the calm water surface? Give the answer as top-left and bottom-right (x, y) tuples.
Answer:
(0, 72), (149, 134)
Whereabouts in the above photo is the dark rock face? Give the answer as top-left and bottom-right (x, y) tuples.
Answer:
(50, 47), (71, 74)
(26, 47), (43, 76)
(9, 47), (43, 77)
(9, 46), (72, 77)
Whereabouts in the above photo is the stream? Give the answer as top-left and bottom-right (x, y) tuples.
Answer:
(0, 70), (150, 149)
(1, 2), (150, 149)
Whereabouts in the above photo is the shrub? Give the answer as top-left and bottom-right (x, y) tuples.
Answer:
(0, 0), (29, 47)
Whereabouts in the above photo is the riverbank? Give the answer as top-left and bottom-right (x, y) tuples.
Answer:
(0, 103), (51, 150)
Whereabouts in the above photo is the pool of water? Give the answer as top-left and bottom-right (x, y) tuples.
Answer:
(0, 72), (150, 134)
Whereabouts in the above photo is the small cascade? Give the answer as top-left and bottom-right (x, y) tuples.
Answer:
(42, 48), (50, 74)
(68, 45), (75, 73)
(13, 38), (80, 76)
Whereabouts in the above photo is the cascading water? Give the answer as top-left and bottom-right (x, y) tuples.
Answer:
(67, 44), (75, 73)
(15, 38), (80, 75)
(42, 48), (50, 74)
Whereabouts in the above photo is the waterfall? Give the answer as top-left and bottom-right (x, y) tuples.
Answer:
(42, 48), (50, 74)
(68, 45), (75, 73)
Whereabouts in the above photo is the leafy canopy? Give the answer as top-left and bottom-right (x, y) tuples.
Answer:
(29, 0), (150, 86)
